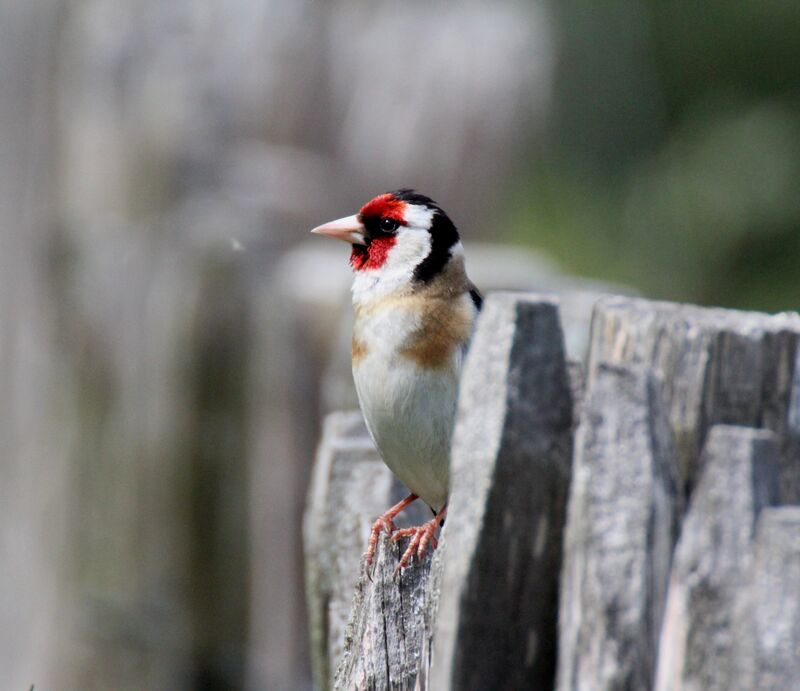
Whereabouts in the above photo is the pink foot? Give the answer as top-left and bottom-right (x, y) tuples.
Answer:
(364, 514), (397, 571)
(363, 494), (418, 572)
(392, 505), (448, 575)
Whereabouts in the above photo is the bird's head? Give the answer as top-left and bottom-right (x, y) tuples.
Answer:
(311, 189), (462, 300)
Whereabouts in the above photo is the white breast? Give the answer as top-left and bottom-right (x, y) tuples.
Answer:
(352, 304), (463, 511)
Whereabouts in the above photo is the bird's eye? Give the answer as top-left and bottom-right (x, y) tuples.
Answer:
(380, 217), (399, 232)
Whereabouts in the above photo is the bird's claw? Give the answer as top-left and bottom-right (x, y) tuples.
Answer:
(363, 515), (398, 575)
(391, 520), (440, 577)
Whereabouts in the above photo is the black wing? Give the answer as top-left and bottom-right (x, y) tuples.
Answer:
(468, 283), (483, 311)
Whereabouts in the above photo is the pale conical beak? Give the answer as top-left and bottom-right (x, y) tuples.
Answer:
(310, 214), (366, 245)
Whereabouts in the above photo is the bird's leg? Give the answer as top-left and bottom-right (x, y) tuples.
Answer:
(393, 504), (448, 575)
(363, 493), (418, 571)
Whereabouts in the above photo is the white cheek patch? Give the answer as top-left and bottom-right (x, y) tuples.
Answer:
(402, 204), (436, 229)
(351, 226), (433, 302)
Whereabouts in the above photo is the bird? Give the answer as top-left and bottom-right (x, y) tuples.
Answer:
(311, 189), (482, 572)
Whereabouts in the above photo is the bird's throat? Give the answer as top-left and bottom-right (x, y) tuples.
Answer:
(350, 236), (396, 271)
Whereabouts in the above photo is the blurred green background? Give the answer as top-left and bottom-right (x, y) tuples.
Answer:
(509, 0), (800, 311)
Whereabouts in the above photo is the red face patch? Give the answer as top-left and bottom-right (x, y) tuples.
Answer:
(358, 193), (406, 225)
(350, 236), (397, 271)
(349, 193), (406, 271)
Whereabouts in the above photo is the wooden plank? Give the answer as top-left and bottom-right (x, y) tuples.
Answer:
(733, 507), (800, 691)
(654, 425), (780, 691)
(318, 296), (800, 691)
(430, 293), (573, 690)
(588, 296), (800, 500)
(558, 363), (681, 691)
(333, 537), (434, 690)
(305, 411), (431, 690)
(304, 411), (389, 690)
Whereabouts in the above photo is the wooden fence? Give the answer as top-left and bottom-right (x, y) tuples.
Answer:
(305, 294), (800, 691)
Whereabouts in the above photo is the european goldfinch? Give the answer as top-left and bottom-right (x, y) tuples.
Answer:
(312, 190), (482, 571)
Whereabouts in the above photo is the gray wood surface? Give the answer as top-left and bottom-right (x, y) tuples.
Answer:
(305, 411), (431, 690)
(310, 294), (800, 691)
(588, 296), (800, 500)
(557, 363), (680, 691)
(654, 425), (780, 691)
(304, 412), (384, 690)
(733, 507), (800, 691)
(333, 537), (433, 691)
(430, 293), (573, 691)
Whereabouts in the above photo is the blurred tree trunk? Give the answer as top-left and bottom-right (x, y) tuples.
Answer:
(0, 1), (76, 689)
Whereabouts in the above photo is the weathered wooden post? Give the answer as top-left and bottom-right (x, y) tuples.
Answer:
(304, 411), (432, 690)
(333, 538), (434, 690)
(557, 363), (681, 691)
(654, 426), (781, 691)
(733, 506), (800, 691)
(588, 297), (800, 500)
(304, 412), (382, 689)
(429, 294), (573, 690)
(307, 294), (800, 691)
